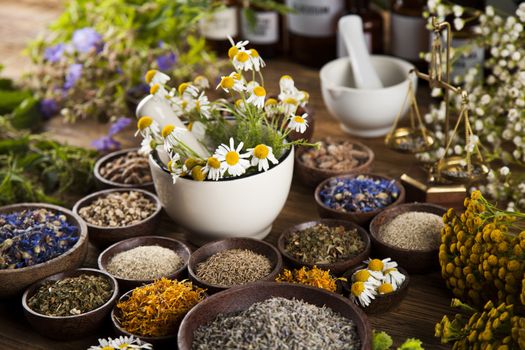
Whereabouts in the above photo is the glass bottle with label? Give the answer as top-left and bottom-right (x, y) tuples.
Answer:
(200, 0), (240, 55)
(390, 0), (428, 69)
(286, 0), (346, 68)
(338, 0), (384, 57)
(241, 3), (282, 58)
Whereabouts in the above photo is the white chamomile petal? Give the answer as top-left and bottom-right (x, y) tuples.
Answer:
(384, 268), (406, 289)
(350, 281), (377, 307)
(287, 113), (308, 133)
(145, 69), (170, 86)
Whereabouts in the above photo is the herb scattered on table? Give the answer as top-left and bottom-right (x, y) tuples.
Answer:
(300, 138), (370, 171)
(379, 211), (444, 250)
(0, 208), (79, 269)
(28, 274), (112, 316)
(373, 330), (424, 350)
(99, 150), (152, 185)
(275, 266), (340, 292)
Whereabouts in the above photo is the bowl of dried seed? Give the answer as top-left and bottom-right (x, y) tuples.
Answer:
(73, 188), (162, 247)
(188, 238), (283, 294)
(278, 219), (371, 276)
(98, 235), (191, 292)
(295, 137), (374, 187)
(369, 203), (447, 274)
(94, 148), (154, 191)
(22, 268), (119, 339)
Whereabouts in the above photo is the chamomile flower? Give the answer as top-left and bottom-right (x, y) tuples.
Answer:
(247, 144), (278, 171)
(249, 49), (265, 71)
(287, 113), (309, 134)
(89, 335), (152, 350)
(350, 281), (377, 307)
(383, 267), (406, 289)
(279, 75), (296, 94)
(138, 134), (154, 156)
(264, 98), (279, 117)
(233, 50), (253, 71)
(365, 258), (398, 279)
(178, 82), (199, 99)
(162, 124), (188, 152)
(135, 116), (160, 138)
(203, 156), (222, 181)
(280, 96), (300, 116)
(352, 269), (382, 286)
(193, 75), (210, 89)
(227, 36), (249, 59)
(217, 73), (245, 93)
(188, 121), (206, 141)
(195, 93), (212, 119)
(377, 282), (395, 295)
(150, 83), (168, 100)
(144, 69), (170, 86)
(215, 137), (250, 177)
(246, 82), (267, 108)
(235, 99), (248, 112)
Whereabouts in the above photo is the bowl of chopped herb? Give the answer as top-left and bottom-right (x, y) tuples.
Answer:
(178, 282), (372, 350)
(22, 268), (118, 339)
(188, 238), (283, 294)
(73, 188), (162, 247)
(0, 203), (88, 298)
(98, 235), (191, 292)
(278, 219), (370, 276)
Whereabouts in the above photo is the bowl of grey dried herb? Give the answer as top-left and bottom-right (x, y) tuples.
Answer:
(73, 188), (162, 247)
(369, 202), (447, 274)
(0, 203), (88, 298)
(278, 219), (371, 276)
(98, 235), (191, 292)
(22, 268), (118, 339)
(94, 148), (154, 190)
(188, 238), (283, 294)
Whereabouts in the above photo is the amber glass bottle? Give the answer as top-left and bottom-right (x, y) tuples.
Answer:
(286, 0), (346, 68)
(338, 0), (384, 57)
(240, 3), (282, 58)
(200, 0), (240, 55)
(390, 0), (428, 68)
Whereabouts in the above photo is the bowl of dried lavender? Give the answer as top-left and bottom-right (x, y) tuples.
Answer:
(0, 203), (88, 298)
(22, 268), (118, 339)
(98, 235), (191, 292)
(178, 282), (372, 350)
(278, 219), (370, 276)
(188, 238), (283, 294)
(94, 148), (154, 191)
(295, 137), (374, 187)
(73, 188), (162, 247)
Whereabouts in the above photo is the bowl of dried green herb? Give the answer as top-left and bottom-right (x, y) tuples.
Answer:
(278, 219), (371, 276)
(22, 268), (118, 339)
(0, 203), (88, 298)
(188, 238), (283, 294)
(73, 188), (162, 247)
(98, 235), (191, 292)
(178, 281), (372, 350)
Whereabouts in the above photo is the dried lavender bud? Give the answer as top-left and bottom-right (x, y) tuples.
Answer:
(300, 138), (369, 171)
(379, 211), (444, 250)
(100, 151), (152, 185)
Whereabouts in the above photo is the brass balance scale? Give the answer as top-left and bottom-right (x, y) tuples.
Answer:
(384, 17), (489, 207)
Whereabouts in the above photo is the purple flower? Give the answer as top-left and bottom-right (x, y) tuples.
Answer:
(72, 28), (103, 53)
(39, 98), (59, 120)
(108, 117), (132, 136)
(64, 63), (83, 90)
(92, 135), (121, 152)
(156, 52), (177, 71)
(44, 44), (65, 63)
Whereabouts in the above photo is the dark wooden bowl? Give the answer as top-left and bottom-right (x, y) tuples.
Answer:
(188, 238), (283, 294)
(342, 264), (410, 314)
(278, 219), (370, 276)
(94, 147), (154, 191)
(0, 203), (88, 298)
(72, 188), (162, 248)
(177, 281), (372, 350)
(22, 268), (119, 339)
(369, 202), (447, 274)
(295, 138), (374, 188)
(98, 236), (191, 292)
(314, 173), (406, 226)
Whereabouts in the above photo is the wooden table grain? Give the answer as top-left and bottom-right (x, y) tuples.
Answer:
(0, 1), (453, 349)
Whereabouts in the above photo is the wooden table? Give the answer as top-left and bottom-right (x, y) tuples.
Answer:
(0, 2), (453, 349)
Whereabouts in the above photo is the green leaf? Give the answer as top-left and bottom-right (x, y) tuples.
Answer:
(8, 96), (42, 130)
(0, 90), (32, 115)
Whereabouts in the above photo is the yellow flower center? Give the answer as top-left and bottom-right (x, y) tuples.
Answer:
(235, 99), (243, 108)
(145, 70), (157, 84)
(167, 160), (173, 171)
(293, 116), (305, 124)
(162, 124), (175, 138)
(207, 157), (221, 169)
(253, 86), (266, 97)
(232, 73), (242, 80)
(119, 344), (129, 349)
(354, 269), (371, 282)
(185, 158), (198, 170)
(368, 259), (384, 272)
(150, 84), (160, 95)
(101, 346), (115, 350)
(195, 100), (201, 112)
(137, 116), (153, 130)
(194, 75), (207, 85)
(225, 151), (239, 166)
(378, 283), (394, 294)
(179, 82), (191, 95)
(301, 91), (310, 100)
(228, 46), (239, 59)
(250, 48), (260, 57)
(181, 100), (188, 109)
(265, 98), (277, 106)
(191, 166), (206, 181)
(220, 76), (235, 89)
(280, 75), (292, 82)
(253, 144), (269, 159)
(284, 97), (298, 105)
(384, 268), (397, 275)
(187, 122), (193, 131)
(351, 282), (365, 297)
(236, 51), (250, 63)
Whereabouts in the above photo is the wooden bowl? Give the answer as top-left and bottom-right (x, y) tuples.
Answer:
(22, 268), (119, 339)
(342, 264), (410, 314)
(94, 147), (154, 191)
(369, 202), (447, 274)
(314, 173), (406, 226)
(0, 203), (88, 298)
(278, 219), (371, 276)
(98, 236), (191, 292)
(188, 238), (283, 294)
(73, 188), (162, 248)
(177, 281), (372, 350)
(295, 138), (374, 187)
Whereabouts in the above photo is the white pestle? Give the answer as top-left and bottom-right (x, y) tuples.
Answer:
(338, 15), (383, 89)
